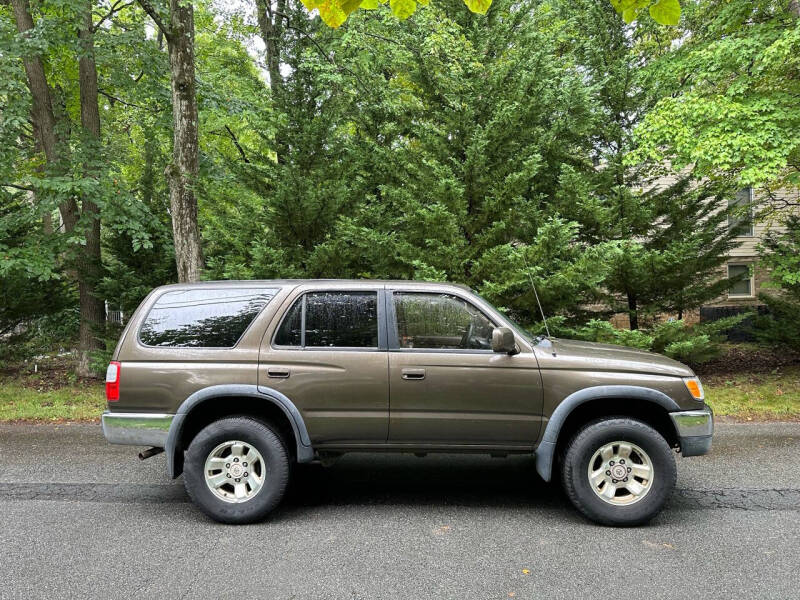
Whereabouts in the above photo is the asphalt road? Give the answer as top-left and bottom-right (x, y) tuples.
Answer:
(1, 422), (799, 600)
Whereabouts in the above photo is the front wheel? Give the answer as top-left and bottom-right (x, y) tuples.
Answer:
(184, 416), (290, 524)
(561, 418), (676, 526)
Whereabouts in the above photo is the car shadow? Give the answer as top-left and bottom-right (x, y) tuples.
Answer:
(274, 453), (571, 517)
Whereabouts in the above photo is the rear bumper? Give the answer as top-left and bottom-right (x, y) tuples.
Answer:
(670, 403), (714, 457)
(101, 411), (174, 447)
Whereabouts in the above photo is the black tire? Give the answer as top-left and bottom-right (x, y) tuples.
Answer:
(561, 418), (676, 526)
(184, 416), (290, 524)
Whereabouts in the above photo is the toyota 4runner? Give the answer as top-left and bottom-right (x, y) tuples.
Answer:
(102, 280), (713, 526)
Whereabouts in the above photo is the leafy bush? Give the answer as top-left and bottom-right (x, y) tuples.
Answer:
(754, 294), (800, 351)
(754, 216), (800, 351)
(88, 327), (123, 377)
(0, 307), (80, 366)
(528, 313), (750, 367)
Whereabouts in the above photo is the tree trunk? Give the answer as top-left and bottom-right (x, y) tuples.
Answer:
(790, 0), (800, 18)
(627, 292), (639, 330)
(77, 0), (106, 377)
(255, 0), (287, 164)
(13, 0), (103, 378)
(166, 0), (204, 282)
(255, 0), (284, 93)
(13, 0), (77, 234)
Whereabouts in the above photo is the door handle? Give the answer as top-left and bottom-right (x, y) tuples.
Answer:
(267, 367), (290, 379)
(401, 368), (426, 380)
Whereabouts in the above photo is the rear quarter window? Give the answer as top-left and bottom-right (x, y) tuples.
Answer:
(139, 288), (278, 347)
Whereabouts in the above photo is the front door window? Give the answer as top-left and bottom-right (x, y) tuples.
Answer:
(393, 292), (494, 350)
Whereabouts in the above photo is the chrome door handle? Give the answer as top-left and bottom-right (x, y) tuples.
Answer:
(401, 368), (426, 380)
(267, 368), (290, 379)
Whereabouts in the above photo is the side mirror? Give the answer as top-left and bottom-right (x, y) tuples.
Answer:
(491, 327), (518, 355)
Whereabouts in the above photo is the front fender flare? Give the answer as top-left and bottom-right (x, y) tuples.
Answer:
(165, 384), (314, 478)
(534, 385), (680, 482)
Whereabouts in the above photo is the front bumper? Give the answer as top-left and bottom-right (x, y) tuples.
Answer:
(670, 403), (714, 457)
(101, 411), (174, 447)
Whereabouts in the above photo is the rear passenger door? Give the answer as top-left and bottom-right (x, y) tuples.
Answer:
(259, 287), (390, 446)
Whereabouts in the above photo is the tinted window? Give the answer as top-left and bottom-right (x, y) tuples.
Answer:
(140, 288), (277, 347)
(394, 293), (494, 350)
(274, 292), (378, 348)
(274, 297), (302, 346)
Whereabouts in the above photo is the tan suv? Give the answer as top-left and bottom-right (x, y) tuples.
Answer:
(102, 280), (712, 526)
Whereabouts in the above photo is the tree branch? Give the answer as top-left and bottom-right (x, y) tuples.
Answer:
(93, 0), (134, 32)
(136, 0), (171, 41)
(272, 11), (370, 96)
(2, 182), (35, 192)
(99, 88), (163, 112)
(224, 125), (250, 163)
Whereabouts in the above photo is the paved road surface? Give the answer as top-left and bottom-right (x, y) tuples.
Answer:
(1, 422), (798, 599)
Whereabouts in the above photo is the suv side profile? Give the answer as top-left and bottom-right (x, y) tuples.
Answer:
(102, 280), (712, 526)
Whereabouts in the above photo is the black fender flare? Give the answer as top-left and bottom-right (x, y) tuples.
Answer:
(165, 384), (314, 478)
(534, 385), (680, 482)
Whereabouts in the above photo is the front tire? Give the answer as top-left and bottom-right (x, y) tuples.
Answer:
(561, 418), (676, 526)
(184, 416), (290, 524)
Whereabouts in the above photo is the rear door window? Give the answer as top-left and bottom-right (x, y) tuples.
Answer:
(274, 292), (379, 348)
(139, 288), (278, 347)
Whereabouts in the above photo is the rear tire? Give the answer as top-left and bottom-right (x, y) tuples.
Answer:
(561, 418), (676, 526)
(184, 416), (290, 524)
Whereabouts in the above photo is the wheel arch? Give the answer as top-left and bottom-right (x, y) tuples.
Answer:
(165, 384), (314, 479)
(535, 385), (681, 482)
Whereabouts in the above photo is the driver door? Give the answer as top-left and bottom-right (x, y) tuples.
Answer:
(386, 290), (543, 447)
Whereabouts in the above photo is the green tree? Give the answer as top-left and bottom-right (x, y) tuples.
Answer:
(205, 0), (613, 327)
(755, 215), (800, 349)
(632, 0), (800, 189)
(553, 0), (740, 329)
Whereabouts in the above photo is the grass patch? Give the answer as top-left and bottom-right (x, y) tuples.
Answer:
(1, 357), (799, 423)
(0, 382), (105, 421)
(705, 367), (800, 420)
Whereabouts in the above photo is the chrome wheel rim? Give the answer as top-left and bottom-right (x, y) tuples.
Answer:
(204, 440), (265, 503)
(587, 441), (654, 506)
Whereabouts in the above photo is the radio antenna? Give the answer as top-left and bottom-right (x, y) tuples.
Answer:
(515, 244), (552, 339)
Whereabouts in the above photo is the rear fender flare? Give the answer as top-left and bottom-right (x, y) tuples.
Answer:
(165, 384), (313, 478)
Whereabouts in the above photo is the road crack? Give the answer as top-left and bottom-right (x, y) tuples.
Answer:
(0, 482), (798, 511)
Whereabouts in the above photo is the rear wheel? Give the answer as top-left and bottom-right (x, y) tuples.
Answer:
(561, 418), (676, 526)
(184, 416), (290, 524)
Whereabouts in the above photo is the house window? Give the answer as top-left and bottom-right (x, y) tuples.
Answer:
(728, 264), (753, 297)
(728, 187), (754, 237)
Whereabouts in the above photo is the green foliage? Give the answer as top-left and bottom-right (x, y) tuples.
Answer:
(552, 314), (750, 366)
(755, 216), (800, 350)
(301, 0), (682, 29)
(632, 0), (800, 189)
(610, 0), (681, 25)
(1, 0), (784, 369)
(0, 308), (80, 365)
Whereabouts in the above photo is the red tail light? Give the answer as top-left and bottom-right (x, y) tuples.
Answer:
(106, 361), (121, 402)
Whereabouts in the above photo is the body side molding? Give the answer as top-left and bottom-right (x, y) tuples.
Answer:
(165, 384), (314, 478)
(534, 385), (681, 482)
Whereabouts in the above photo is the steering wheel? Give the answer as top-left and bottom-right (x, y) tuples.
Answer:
(460, 321), (475, 349)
